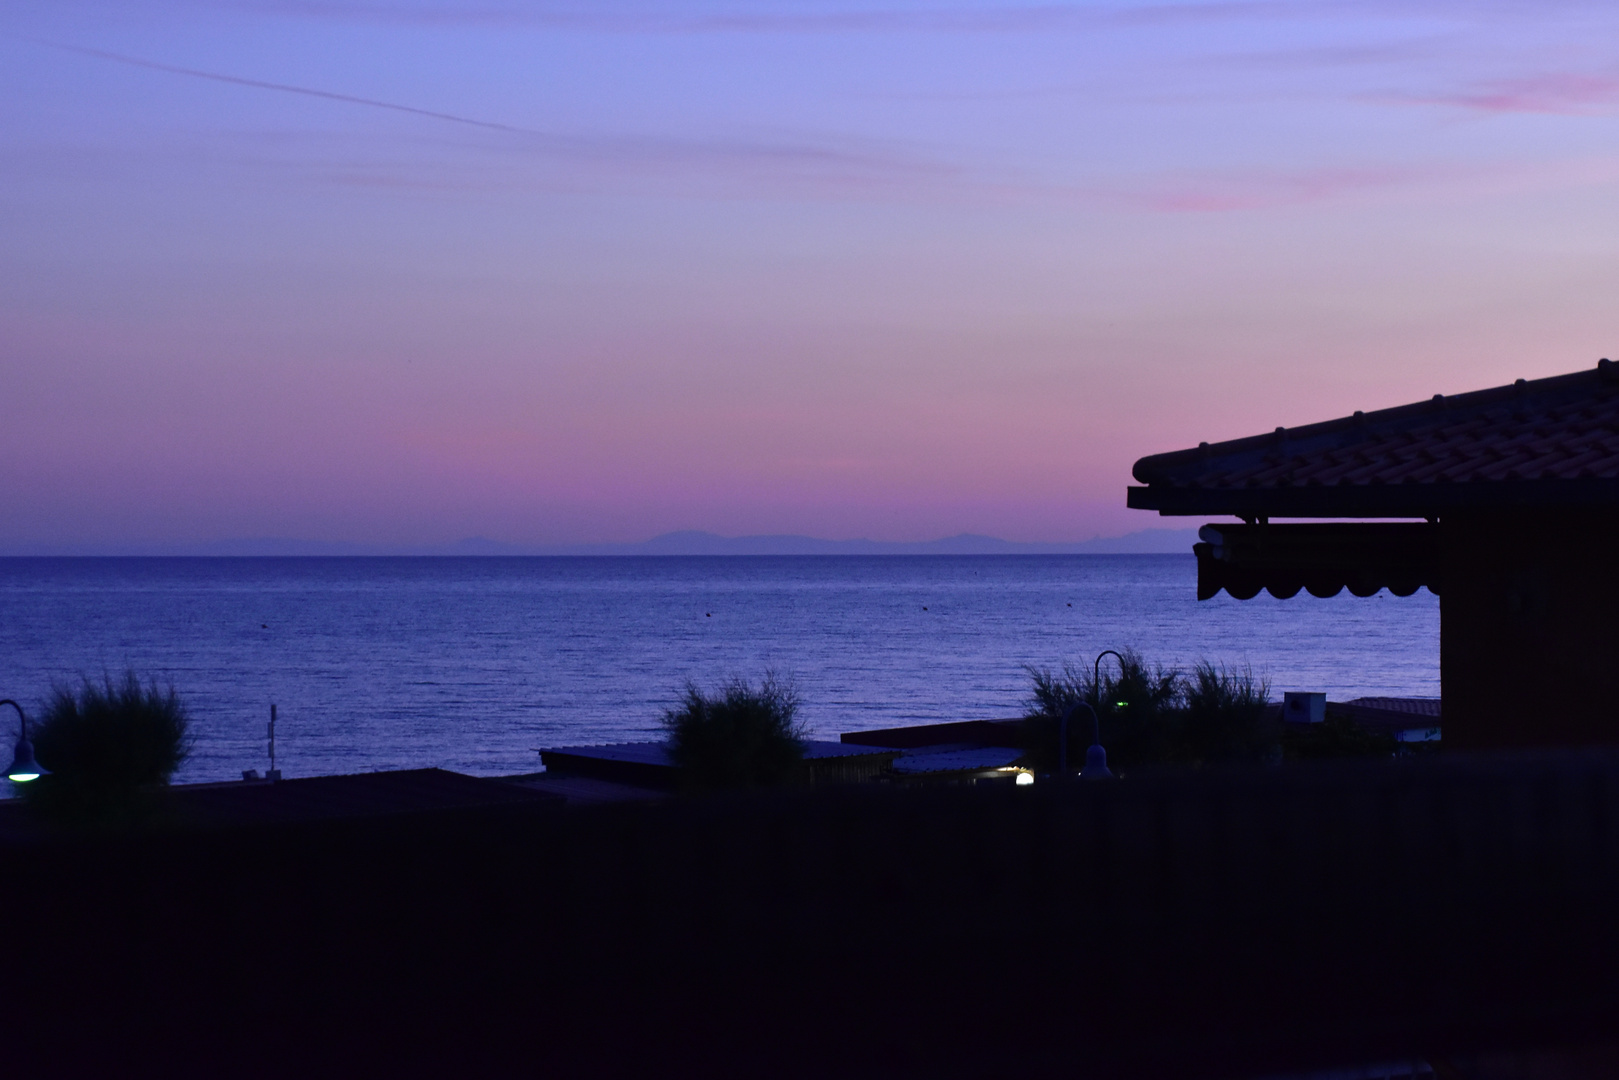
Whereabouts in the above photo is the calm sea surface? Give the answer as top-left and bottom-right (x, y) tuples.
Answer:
(0, 556), (1439, 784)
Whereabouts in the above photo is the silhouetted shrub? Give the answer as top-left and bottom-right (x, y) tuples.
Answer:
(1023, 654), (1294, 771)
(1022, 663), (1096, 772)
(25, 672), (191, 823)
(1183, 661), (1275, 763)
(1022, 650), (1182, 772)
(663, 673), (808, 791)
(1023, 663), (1093, 722)
(1281, 712), (1399, 760)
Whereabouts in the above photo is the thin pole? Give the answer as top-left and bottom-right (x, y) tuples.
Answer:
(1072, 701), (1111, 780)
(1071, 701), (1100, 752)
(269, 703), (276, 775)
(0, 699), (26, 741)
(1060, 702), (1100, 778)
(1059, 708), (1068, 776)
(1094, 650), (1125, 741)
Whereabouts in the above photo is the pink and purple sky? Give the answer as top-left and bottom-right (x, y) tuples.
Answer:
(3, 1), (1616, 549)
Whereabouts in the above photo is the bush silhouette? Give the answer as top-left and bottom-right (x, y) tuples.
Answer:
(26, 673), (191, 822)
(1023, 653), (1283, 770)
(1023, 651), (1181, 771)
(1183, 661), (1274, 763)
(1282, 712), (1399, 760)
(662, 674), (808, 791)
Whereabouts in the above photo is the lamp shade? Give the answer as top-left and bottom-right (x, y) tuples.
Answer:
(6, 734), (43, 782)
(1080, 743), (1114, 780)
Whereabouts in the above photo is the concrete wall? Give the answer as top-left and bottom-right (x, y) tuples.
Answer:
(1443, 509), (1619, 748)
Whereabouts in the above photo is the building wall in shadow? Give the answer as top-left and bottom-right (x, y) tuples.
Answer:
(1443, 509), (1619, 749)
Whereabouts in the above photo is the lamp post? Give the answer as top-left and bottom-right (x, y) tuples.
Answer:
(1059, 701), (1075, 777)
(1067, 699), (1114, 780)
(1094, 650), (1126, 709)
(1052, 650), (1124, 782)
(2, 699), (44, 783)
(1058, 700), (1115, 780)
(1079, 649), (1127, 781)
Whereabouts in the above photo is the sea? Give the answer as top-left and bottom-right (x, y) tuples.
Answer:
(0, 556), (1439, 785)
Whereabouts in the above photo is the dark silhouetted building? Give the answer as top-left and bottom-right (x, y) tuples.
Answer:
(1127, 358), (1619, 749)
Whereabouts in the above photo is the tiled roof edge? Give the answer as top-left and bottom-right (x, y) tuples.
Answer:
(1132, 360), (1618, 486)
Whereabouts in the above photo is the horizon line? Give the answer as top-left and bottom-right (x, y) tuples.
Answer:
(0, 526), (1200, 558)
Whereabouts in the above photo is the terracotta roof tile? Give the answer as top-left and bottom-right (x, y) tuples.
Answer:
(1129, 360), (1619, 516)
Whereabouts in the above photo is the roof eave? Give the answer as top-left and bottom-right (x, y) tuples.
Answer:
(1130, 361), (1619, 488)
(1128, 478), (1619, 517)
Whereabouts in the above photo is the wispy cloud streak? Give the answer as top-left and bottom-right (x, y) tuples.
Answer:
(1395, 71), (1619, 115)
(1098, 152), (1619, 213)
(31, 38), (537, 133)
(251, 0), (1619, 36)
(1120, 164), (1436, 212)
(251, 0), (1335, 34)
(25, 37), (953, 183)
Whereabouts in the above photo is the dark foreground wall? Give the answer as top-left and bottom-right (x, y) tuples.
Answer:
(1443, 509), (1619, 749)
(7, 752), (1619, 1078)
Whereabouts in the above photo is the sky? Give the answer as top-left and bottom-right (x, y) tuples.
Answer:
(2, 1), (1617, 549)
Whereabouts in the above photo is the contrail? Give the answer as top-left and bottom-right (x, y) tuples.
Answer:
(17, 35), (952, 179)
(27, 37), (539, 136)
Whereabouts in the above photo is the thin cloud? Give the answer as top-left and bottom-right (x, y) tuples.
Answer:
(28, 35), (1619, 213)
(250, 0), (1335, 35)
(1102, 152), (1619, 213)
(1396, 71), (1619, 115)
(31, 38), (539, 134)
(25, 38), (953, 182)
(1200, 36), (1456, 75)
(1110, 164), (1430, 212)
(253, 0), (1613, 35)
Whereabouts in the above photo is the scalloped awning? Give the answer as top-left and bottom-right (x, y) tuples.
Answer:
(1194, 523), (1441, 600)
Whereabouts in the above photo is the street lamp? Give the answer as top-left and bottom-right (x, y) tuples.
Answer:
(1094, 650), (1126, 709)
(2, 699), (44, 783)
(1058, 700), (1116, 780)
(1052, 650), (1125, 781)
(1075, 649), (1127, 781)
(1067, 700), (1114, 780)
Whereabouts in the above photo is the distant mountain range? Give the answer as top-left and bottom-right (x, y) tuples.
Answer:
(2, 528), (1199, 557)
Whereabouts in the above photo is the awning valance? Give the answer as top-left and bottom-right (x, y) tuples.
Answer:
(1195, 523), (1441, 601)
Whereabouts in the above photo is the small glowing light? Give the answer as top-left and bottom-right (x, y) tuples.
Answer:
(1115, 701), (1128, 708)
(7, 771), (40, 783)
(1015, 772), (1034, 786)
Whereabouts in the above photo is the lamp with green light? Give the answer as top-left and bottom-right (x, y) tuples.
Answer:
(3, 699), (45, 783)
(1081, 649), (1128, 780)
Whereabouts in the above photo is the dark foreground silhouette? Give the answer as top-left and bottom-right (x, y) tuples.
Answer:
(3, 753), (1618, 1078)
